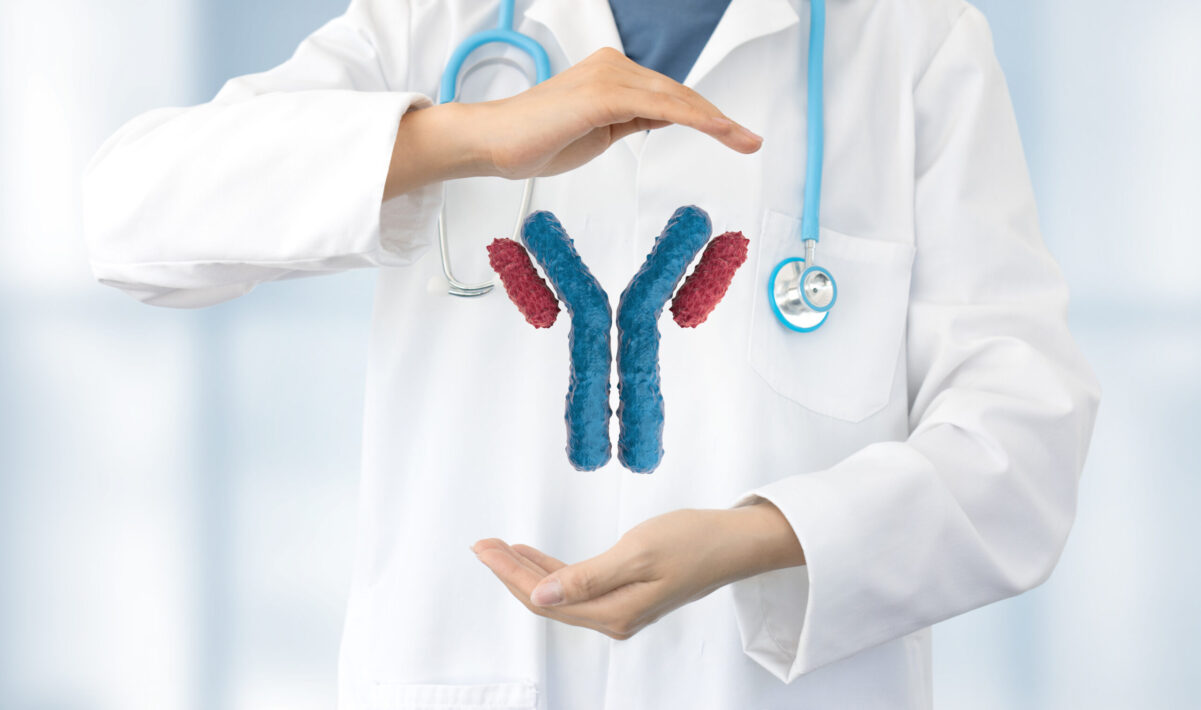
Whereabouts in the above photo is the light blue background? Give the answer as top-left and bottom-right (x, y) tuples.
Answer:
(1, 1), (1198, 708)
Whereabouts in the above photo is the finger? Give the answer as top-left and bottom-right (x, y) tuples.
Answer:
(491, 539), (552, 577)
(613, 62), (725, 118)
(607, 88), (761, 154)
(474, 539), (546, 592)
(607, 117), (672, 143)
(569, 48), (761, 150)
(488, 555), (661, 640)
(474, 538), (535, 562)
(529, 543), (648, 607)
(608, 62), (763, 149)
(476, 540), (610, 615)
(506, 543), (657, 634)
(508, 543), (659, 629)
(476, 544), (632, 635)
(480, 552), (572, 618)
(487, 564), (632, 638)
(511, 543), (568, 573)
(479, 539), (636, 613)
(543, 577), (663, 638)
(477, 541), (665, 639)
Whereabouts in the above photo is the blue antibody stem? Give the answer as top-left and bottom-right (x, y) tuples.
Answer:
(616, 206), (713, 473)
(521, 211), (613, 471)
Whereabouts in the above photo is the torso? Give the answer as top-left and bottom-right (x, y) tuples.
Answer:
(340, 1), (960, 708)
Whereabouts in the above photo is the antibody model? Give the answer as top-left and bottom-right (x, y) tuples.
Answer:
(488, 206), (748, 473)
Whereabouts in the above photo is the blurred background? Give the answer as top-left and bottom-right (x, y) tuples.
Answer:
(0, 0), (1197, 708)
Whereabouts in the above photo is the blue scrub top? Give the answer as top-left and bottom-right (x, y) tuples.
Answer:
(608, 0), (734, 83)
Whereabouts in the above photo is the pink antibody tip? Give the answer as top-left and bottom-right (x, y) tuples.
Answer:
(487, 238), (560, 328)
(670, 231), (749, 328)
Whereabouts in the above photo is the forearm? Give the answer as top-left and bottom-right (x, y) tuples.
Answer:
(382, 102), (494, 201)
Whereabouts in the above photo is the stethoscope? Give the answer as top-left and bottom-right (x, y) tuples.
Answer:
(436, 0), (839, 332)
(436, 0), (550, 296)
(767, 0), (837, 331)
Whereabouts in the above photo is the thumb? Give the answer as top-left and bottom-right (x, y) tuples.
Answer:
(530, 546), (644, 607)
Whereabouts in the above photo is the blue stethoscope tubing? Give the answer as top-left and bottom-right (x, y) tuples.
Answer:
(767, 0), (838, 332)
(438, 0), (553, 102)
(801, 0), (824, 245)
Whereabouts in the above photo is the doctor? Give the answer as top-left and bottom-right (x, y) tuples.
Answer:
(82, 0), (1100, 708)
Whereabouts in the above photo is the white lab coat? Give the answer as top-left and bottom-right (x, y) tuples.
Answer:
(82, 0), (1101, 707)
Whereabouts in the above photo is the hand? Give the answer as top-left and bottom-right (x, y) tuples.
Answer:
(472, 502), (804, 640)
(473, 46), (763, 179)
(384, 47), (763, 199)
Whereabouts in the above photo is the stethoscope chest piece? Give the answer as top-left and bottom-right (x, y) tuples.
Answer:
(769, 255), (836, 332)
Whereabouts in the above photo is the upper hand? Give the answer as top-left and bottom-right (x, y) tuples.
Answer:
(471, 46), (763, 179)
(472, 504), (804, 640)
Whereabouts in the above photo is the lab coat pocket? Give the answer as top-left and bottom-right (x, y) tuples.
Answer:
(748, 210), (916, 422)
(367, 679), (538, 710)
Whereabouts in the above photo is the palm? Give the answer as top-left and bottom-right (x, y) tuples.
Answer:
(493, 119), (663, 179)
(538, 123), (651, 176)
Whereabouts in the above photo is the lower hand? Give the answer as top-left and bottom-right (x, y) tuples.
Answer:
(472, 502), (804, 640)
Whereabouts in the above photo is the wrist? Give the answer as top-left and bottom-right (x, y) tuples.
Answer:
(719, 500), (805, 580)
(383, 101), (494, 200)
(430, 101), (496, 178)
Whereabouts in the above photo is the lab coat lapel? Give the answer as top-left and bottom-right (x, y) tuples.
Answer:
(523, 0), (645, 155)
(523, 0), (624, 67)
(682, 0), (801, 89)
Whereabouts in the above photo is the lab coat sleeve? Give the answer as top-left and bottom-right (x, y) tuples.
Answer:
(81, 0), (441, 308)
(724, 7), (1101, 682)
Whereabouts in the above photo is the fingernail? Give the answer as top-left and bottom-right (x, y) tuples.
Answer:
(530, 578), (564, 606)
(741, 126), (763, 142)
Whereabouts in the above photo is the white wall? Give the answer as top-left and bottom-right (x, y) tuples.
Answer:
(937, 2), (1201, 708)
(0, 1), (363, 709)
(1, 3), (201, 708)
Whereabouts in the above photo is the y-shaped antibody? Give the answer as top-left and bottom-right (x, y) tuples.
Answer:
(489, 206), (747, 473)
